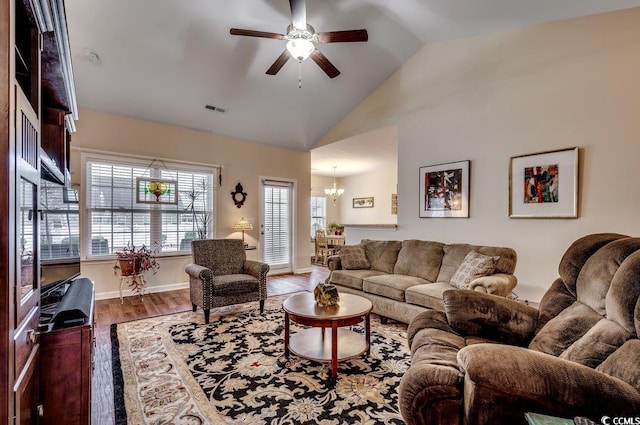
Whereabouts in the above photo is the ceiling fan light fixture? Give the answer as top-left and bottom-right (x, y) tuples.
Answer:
(286, 38), (314, 61)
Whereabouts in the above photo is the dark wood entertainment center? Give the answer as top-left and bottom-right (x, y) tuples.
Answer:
(1, 1), (89, 424)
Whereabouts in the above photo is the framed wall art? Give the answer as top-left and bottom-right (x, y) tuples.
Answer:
(136, 177), (178, 205)
(419, 160), (470, 218)
(353, 197), (374, 208)
(509, 147), (578, 218)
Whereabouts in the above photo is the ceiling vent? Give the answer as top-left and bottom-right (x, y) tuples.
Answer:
(205, 104), (226, 113)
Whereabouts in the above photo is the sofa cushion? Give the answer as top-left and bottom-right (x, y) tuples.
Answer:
(362, 239), (403, 273)
(363, 274), (429, 301)
(405, 282), (453, 311)
(339, 245), (371, 270)
(437, 244), (517, 283)
(450, 251), (499, 289)
(329, 269), (387, 291)
(393, 240), (444, 282)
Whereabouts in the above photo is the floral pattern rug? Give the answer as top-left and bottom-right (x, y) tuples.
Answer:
(112, 294), (410, 424)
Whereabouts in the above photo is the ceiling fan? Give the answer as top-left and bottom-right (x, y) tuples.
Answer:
(230, 0), (368, 79)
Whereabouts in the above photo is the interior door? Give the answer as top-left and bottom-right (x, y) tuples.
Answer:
(260, 179), (294, 274)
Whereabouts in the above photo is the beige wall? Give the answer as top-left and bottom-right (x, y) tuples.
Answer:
(339, 169), (397, 225)
(316, 7), (640, 301)
(71, 109), (311, 298)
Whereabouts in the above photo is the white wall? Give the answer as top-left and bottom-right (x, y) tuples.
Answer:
(71, 109), (311, 298)
(316, 7), (640, 301)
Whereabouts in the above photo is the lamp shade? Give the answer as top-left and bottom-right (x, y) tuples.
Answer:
(286, 38), (314, 61)
(233, 217), (253, 231)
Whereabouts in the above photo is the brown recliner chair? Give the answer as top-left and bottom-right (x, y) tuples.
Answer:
(399, 233), (640, 425)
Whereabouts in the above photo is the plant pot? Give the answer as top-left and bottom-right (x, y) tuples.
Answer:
(118, 259), (142, 276)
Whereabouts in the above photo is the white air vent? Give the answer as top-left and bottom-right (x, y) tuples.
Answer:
(205, 104), (226, 113)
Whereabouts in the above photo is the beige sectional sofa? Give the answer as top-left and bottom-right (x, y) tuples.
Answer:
(326, 239), (518, 324)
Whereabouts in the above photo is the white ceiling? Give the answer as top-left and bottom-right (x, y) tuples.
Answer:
(66, 0), (640, 169)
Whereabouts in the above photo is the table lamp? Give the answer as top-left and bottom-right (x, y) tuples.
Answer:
(233, 217), (253, 247)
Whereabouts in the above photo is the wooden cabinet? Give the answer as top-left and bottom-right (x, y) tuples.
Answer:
(40, 311), (94, 425)
(42, 107), (72, 185)
(2, 0), (78, 423)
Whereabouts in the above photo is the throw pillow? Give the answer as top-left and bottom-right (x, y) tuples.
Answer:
(450, 251), (499, 289)
(340, 245), (371, 270)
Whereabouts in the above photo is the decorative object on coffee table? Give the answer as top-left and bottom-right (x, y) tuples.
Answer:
(313, 282), (340, 306)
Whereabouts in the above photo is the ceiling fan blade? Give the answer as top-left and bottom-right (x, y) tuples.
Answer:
(316, 29), (369, 43)
(310, 49), (340, 79)
(289, 0), (307, 30)
(266, 50), (292, 75)
(230, 28), (285, 40)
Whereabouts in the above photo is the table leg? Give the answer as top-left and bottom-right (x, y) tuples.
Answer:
(365, 313), (371, 355)
(284, 312), (290, 359)
(331, 322), (338, 378)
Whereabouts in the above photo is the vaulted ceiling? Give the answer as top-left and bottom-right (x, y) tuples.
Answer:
(66, 0), (640, 156)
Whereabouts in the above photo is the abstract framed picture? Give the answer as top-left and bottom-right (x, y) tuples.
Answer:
(419, 160), (470, 218)
(353, 197), (374, 208)
(509, 147), (578, 218)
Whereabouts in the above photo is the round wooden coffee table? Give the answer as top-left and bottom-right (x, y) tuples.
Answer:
(283, 292), (373, 378)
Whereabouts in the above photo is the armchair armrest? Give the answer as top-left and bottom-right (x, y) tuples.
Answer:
(443, 290), (539, 346)
(326, 255), (342, 271)
(185, 263), (213, 283)
(469, 273), (517, 297)
(458, 344), (640, 420)
(243, 260), (270, 279)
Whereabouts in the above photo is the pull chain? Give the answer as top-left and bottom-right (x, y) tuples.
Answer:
(298, 61), (303, 88)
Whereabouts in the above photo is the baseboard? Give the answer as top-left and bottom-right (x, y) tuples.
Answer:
(95, 281), (190, 301)
(295, 267), (312, 274)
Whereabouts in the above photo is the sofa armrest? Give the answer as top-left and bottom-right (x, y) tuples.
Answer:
(407, 309), (451, 350)
(469, 273), (517, 297)
(444, 290), (539, 346)
(458, 344), (640, 421)
(185, 263), (213, 283)
(326, 255), (342, 271)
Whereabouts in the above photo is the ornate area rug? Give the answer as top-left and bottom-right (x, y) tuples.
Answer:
(112, 295), (410, 424)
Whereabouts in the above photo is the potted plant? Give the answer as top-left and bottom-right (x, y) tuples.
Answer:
(114, 244), (160, 295)
(327, 222), (344, 235)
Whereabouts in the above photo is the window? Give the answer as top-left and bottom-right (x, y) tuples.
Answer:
(310, 195), (326, 239)
(40, 180), (80, 260)
(85, 155), (216, 256)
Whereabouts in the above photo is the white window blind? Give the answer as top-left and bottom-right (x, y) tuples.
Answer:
(262, 180), (292, 267)
(310, 195), (326, 239)
(85, 155), (216, 256)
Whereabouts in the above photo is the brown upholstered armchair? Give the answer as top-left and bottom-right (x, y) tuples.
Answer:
(399, 233), (640, 425)
(185, 239), (269, 324)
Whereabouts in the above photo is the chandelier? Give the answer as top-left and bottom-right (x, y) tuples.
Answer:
(324, 166), (344, 205)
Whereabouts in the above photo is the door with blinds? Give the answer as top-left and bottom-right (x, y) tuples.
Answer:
(260, 179), (294, 274)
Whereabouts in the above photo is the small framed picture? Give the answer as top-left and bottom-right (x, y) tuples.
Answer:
(419, 160), (470, 218)
(353, 197), (374, 208)
(509, 147), (578, 218)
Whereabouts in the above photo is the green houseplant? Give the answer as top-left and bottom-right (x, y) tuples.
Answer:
(327, 222), (344, 235)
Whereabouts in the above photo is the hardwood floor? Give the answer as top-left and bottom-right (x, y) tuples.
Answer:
(91, 266), (329, 425)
